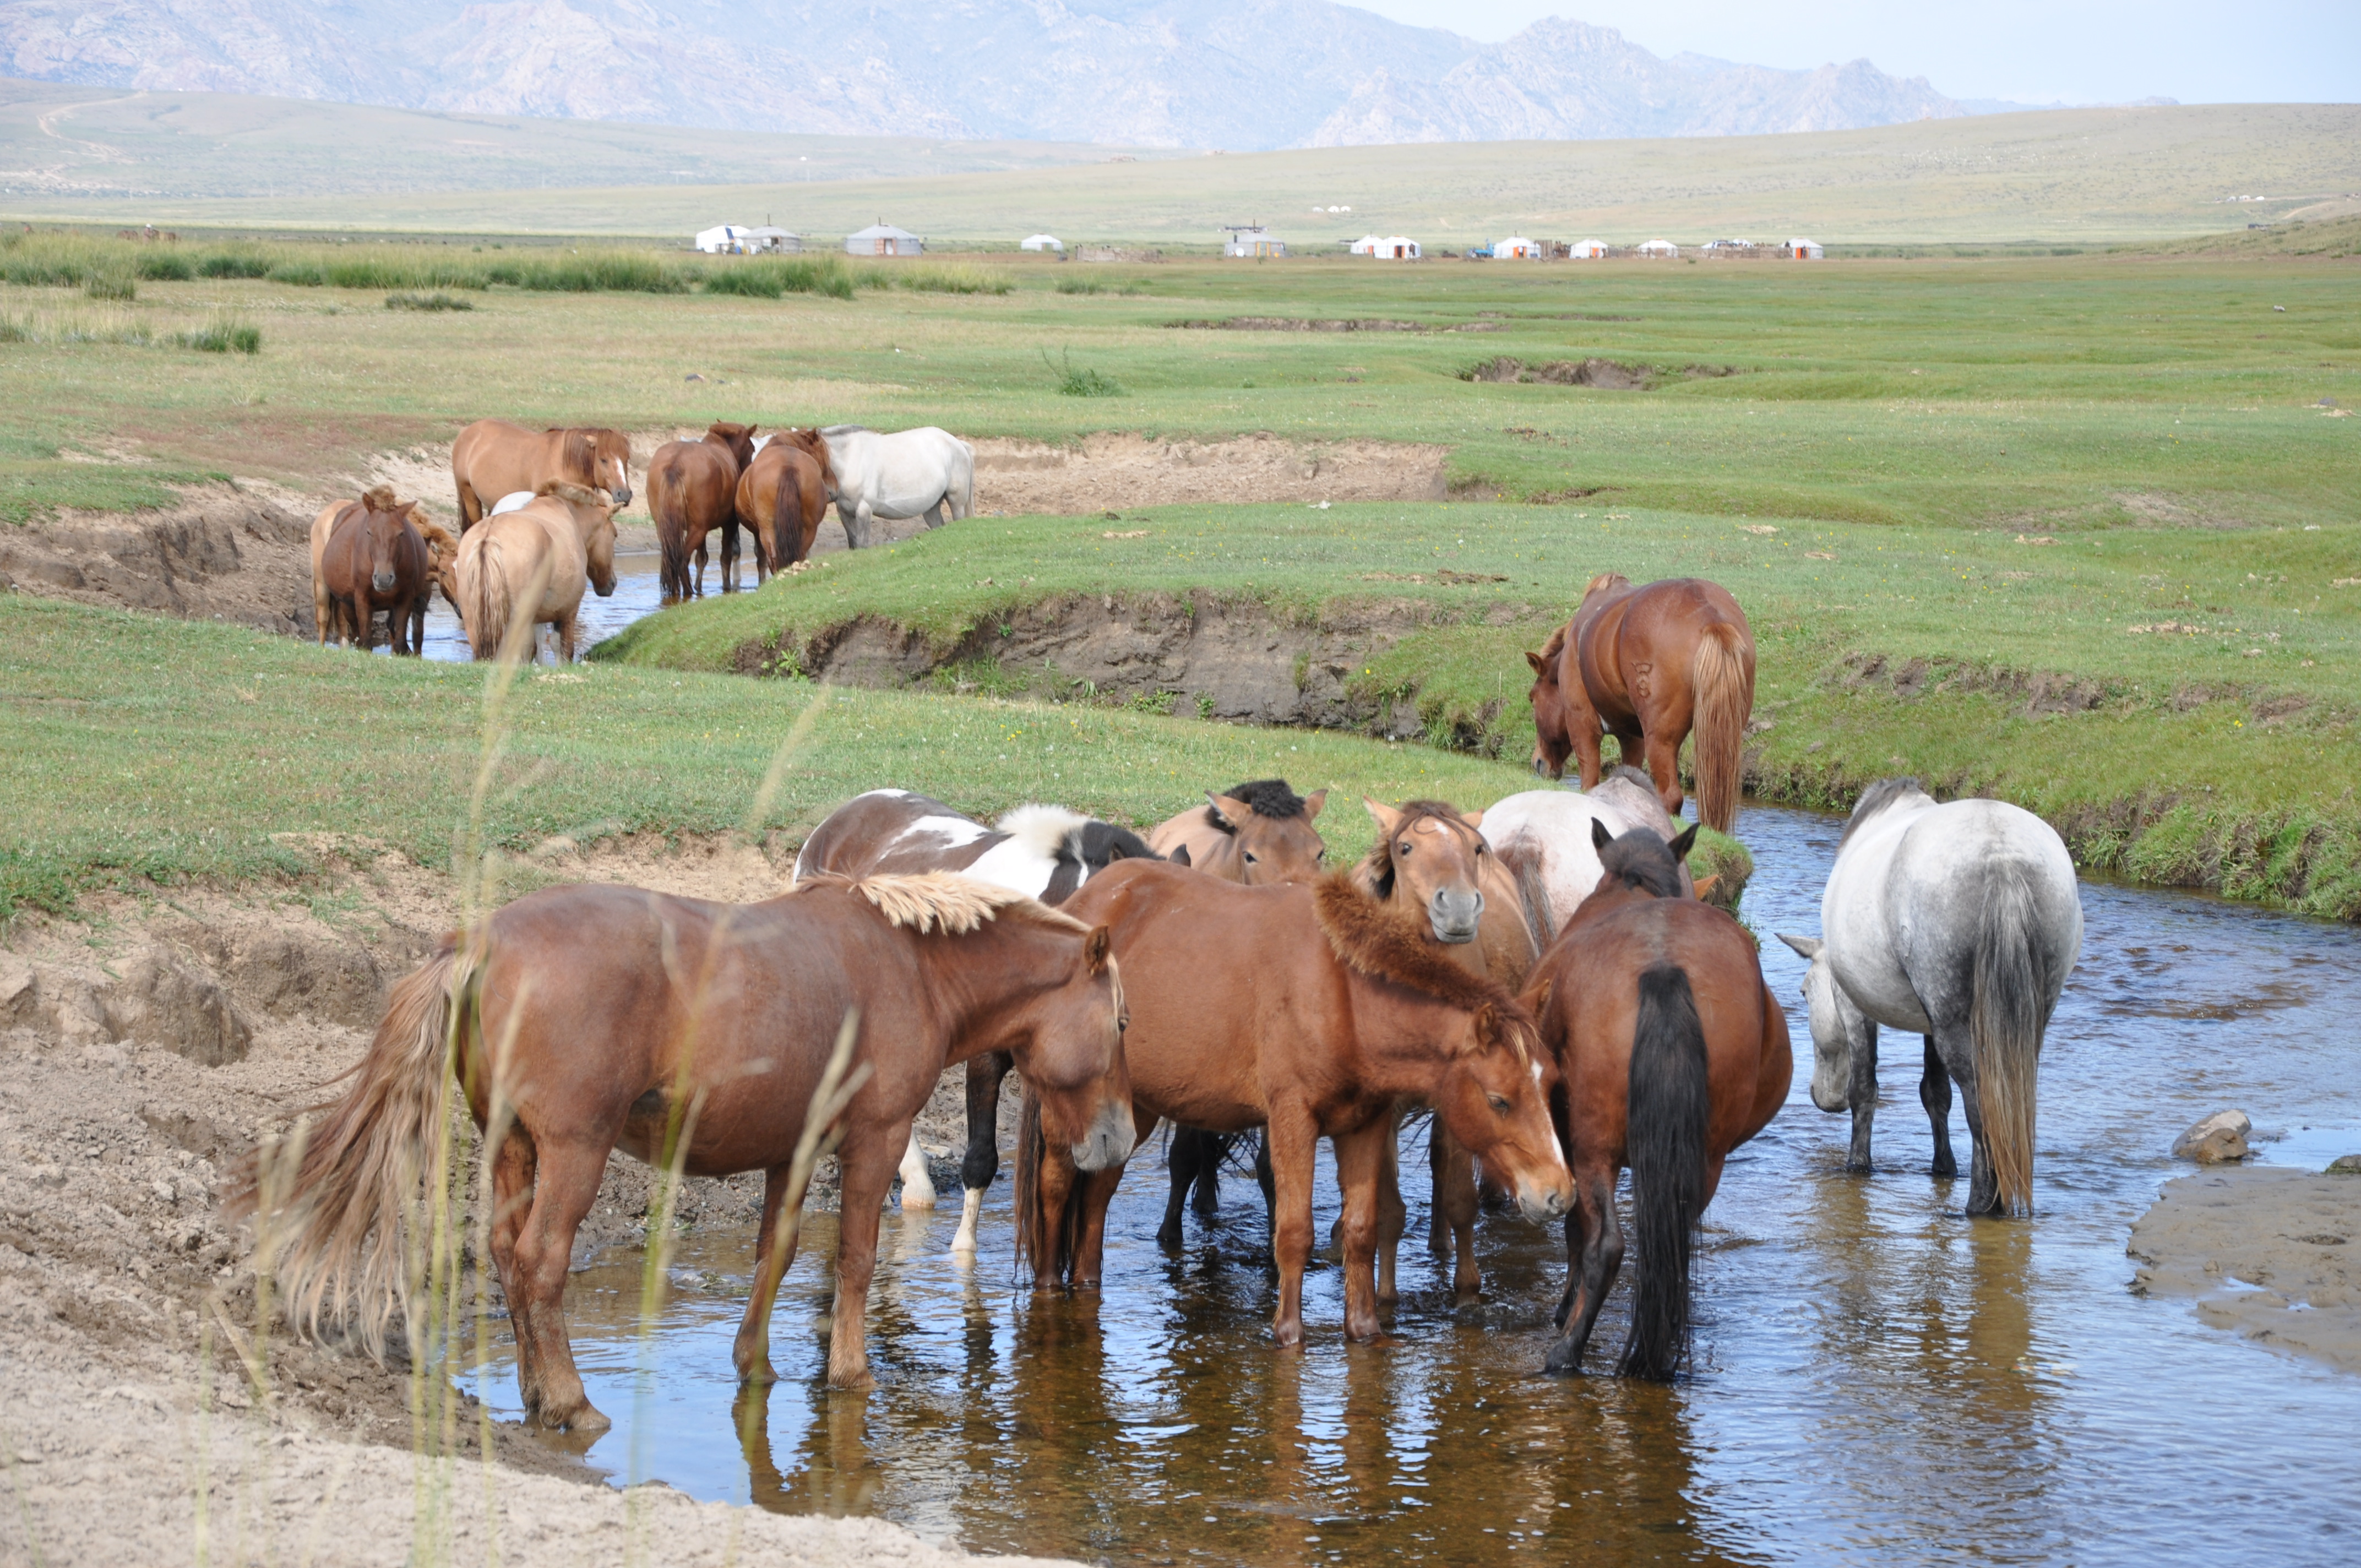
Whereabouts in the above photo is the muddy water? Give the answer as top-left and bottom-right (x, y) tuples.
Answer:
(416, 549), (665, 663)
(467, 805), (2361, 1564)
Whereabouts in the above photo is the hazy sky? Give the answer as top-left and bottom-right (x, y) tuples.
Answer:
(1343, 1), (2359, 106)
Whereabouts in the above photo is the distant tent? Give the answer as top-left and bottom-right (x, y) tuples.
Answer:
(846, 222), (924, 257)
(1020, 233), (1065, 252)
(1350, 234), (1385, 255)
(1570, 239), (1609, 259)
(1493, 236), (1539, 259)
(1353, 234), (1419, 259)
(1785, 237), (1824, 259)
(1223, 227), (1286, 258)
(741, 226), (800, 253)
(694, 224), (751, 254)
(1638, 238), (1680, 258)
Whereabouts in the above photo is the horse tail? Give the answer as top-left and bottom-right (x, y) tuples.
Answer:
(1687, 620), (1754, 834)
(469, 536), (511, 662)
(775, 459), (807, 567)
(224, 944), (466, 1358)
(651, 469), (689, 600)
(1012, 1087), (1081, 1288)
(1500, 841), (1556, 949)
(1971, 865), (2048, 1217)
(1620, 962), (1711, 1381)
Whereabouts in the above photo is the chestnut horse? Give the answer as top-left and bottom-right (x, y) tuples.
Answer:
(452, 481), (616, 662)
(311, 487), (433, 654)
(231, 873), (1135, 1429)
(1023, 862), (1572, 1347)
(1526, 575), (1756, 832)
(1527, 821), (1791, 1379)
(649, 422), (758, 601)
(793, 788), (1159, 1254)
(1354, 798), (1544, 1299)
(735, 429), (836, 579)
(1146, 778), (1330, 881)
(450, 419), (633, 531)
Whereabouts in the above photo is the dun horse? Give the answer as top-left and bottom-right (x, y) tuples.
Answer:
(736, 429), (836, 578)
(648, 421), (757, 601)
(450, 419), (632, 531)
(1527, 575), (1756, 832)
(229, 872), (1135, 1429)
(1528, 822), (1791, 1379)
(794, 789), (1158, 1253)
(1024, 862), (1572, 1348)
(451, 481), (616, 662)
(310, 487), (434, 654)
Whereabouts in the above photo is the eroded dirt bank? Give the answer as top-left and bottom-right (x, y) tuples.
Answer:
(2128, 1168), (2360, 1374)
(0, 837), (1021, 1567)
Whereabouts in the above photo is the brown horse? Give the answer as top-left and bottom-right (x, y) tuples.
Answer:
(230, 872), (1135, 1429)
(1526, 574), (1756, 832)
(311, 486), (434, 654)
(1527, 821), (1791, 1379)
(649, 422), (758, 601)
(450, 418), (633, 531)
(735, 429), (836, 579)
(451, 481), (617, 662)
(1023, 862), (1572, 1347)
(1146, 779), (1330, 881)
(1354, 798), (1544, 1299)
(413, 517), (461, 617)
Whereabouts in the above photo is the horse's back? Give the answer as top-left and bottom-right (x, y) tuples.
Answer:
(796, 790), (982, 881)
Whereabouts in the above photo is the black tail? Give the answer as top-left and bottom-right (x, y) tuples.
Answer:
(1619, 962), (1711, 1381)
(1012, 1090), (1082, 1287)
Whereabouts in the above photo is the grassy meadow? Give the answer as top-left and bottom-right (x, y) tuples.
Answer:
(2, 232), (2357, 917)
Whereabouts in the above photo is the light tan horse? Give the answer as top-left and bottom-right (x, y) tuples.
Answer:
(450, 419), (633, 531)
(452, 481), (617, 662)
(1146, 779), (1330, 881)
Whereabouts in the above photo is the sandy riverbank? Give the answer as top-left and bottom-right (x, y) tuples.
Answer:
(2128, 1168), (2360, 1375)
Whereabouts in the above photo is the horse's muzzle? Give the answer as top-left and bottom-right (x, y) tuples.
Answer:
(371, 569), (396, 595)
(610, 486), (632, 508)
(1070, 1103), (1137, 1173)
(1517, 1179), (1574, 1224)
(1427, 890), (1483, 945)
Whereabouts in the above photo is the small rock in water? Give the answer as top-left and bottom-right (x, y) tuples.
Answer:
(2327, 1153), (2361, 1175)
(2172, 1109), (2252, 1164)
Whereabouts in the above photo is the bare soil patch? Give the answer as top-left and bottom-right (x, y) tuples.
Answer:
(1167, 316), (1499, 334)
(1459, 356), (1739, 390)
(970, 432), (1448, 513)
(2128, 1168), (2360, 1374)
(0, 484), (319, 635)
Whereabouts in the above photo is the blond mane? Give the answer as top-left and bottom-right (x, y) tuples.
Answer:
(806, 870), (1089, 938)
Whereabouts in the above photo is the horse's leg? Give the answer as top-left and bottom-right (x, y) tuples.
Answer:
(1159, 1127), (1207, 1251)
(1938, 1025), (2004, 1217)
(556, 611), (578, 665)
(1331, 1119), (1390, 1341)
(1543, 1164), (1623, 1374)
(731, 1162), (801, 1386)
(1920, 1033), (1958, 1178)
(485, 1126), (539, 1409)
(1432, 1119), (1480, 1298)
(1253, 1131), (1277, 1269)
(1030, 1145), (1078, 1293)
(852, 501), (877, 549)
(1266, 1107), (1319, 1348)
(1069, 1147), (1134, 1291)
(505, 1137), (610, 1431)
(1374, 1113), (1406, 1305)
(1642, 726), (1686, 823)
(825, 1126), (899, 1390)
(896, 1126), (938, 1210)
(951, 1053), (1009, 1256)
(1846, 1019), (1881, 1173)
(719, 518), (738, 594)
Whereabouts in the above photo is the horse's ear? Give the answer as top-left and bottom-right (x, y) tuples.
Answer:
(1204, 793), (1236, 831)
(1525, 978), (1553, 1020)
(1169, 843), (1191, 868)
(1362, 796), (1402, 837)
(1776, 933), (1824, 960)
(1692, 874), (1720, 902)
(1461, 808), (1484, 831)
(1466, 1001), (1499, 1057)
(1668, 824), (1698, 863)
(1591, 818), (1615, 852)
(1302, 787), (1328, 821)
(1525, 650), (1549, 675)
(1084, 925), (1112, 975)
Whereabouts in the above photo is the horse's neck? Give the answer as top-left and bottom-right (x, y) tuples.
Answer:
(1340, 973), (1471, 1100)
(908, 918), (1064, 1060)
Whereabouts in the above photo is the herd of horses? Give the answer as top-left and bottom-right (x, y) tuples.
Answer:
(307, 417), (976, 657)
(264, 489), (2090, 1440)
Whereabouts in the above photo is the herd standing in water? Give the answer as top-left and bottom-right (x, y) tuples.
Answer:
(262, 416), (2086, 1436)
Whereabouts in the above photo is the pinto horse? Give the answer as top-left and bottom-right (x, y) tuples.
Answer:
(735, 429), (836, 579)
(450, 419), (632, 532)
(1528, 821), (1791, 1379)
(1146, 778), (1329, 881)
(649, 422), (758, 601)
(793, 790), (1158, 1254)
(1526, 575), (1756, 832)
(230, 872), (1135, 1429)
(311, 487), (434, 654)
(1024, 862), (1573, 1347)
(451, 481), (616, 662)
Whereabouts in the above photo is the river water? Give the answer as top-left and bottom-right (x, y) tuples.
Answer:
(415, 549), (666, 663)
(462, 808), (2361, 1564)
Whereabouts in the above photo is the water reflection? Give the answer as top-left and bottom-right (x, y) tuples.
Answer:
(465, 804), (2361, 1564)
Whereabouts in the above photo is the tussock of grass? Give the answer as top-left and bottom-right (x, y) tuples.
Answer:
(171, 314), (262, 353)
(1043, 347), (1123, 396)
(700, 256), (857, 300)
(384, 291), (474, 312)
(878, 262), (1013, 296)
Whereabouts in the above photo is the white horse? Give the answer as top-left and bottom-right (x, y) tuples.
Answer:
(1776, 778), (2083, 1217)
(1480, 766), (1697, 939)
(816, 425), (974, 547)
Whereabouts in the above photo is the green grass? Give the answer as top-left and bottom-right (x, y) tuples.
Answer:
(3, 593), (1740, 923)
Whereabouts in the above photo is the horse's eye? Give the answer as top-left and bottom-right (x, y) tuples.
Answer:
(1487, 1095), (1511, 1114)
(1242, 851), (1258, 864)
(1398, 842), (1412, 856)
(1118, 1017), (1128, 1033)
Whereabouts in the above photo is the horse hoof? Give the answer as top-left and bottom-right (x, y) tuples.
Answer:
(1541, 1343), (1586, 1377)
(1844, 1161), (1873, 1175)
(541, 1401), (611, 1436)
(1156, 1224), (1182, 1251)
(1931, 1157), (1959, 1179)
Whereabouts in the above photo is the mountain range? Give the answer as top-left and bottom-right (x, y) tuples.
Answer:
(0, 1), (1986, 151)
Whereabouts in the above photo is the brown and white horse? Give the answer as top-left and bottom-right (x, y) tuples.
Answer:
(450, 418), (633, 532)
(794, 788), (1159, 1253)
(648, 421), (757, 601)
(230, 872), (1135, 1428)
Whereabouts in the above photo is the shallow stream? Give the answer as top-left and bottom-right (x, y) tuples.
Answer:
(466, 805), (2361, 1565)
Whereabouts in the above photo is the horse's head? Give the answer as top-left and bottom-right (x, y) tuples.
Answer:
(1590, 818), (1696, 900)
(1362, 797), (1488, 945)
(538, 480), (619, 597)
(1776, 933), (1862, 1113)
(1525, 628), (1574, 778)
(566, 428), (634, 508)
(355, 487), (411, 595)
(706, 422), (758, 470)
(1007, 922), (1136, 1173)
(1205, 780), (1328, 884)
(414, 515), (461, 609)
(782, 427), (837, 495)
(1434, 993), (1572, 1225)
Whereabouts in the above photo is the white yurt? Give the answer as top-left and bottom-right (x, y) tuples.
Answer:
(1381, 236), (1420, 259)
(1222, 227), (1287, 258)
(1785, 237), (1824, 259)
(846, 222), (924, 257)
(694, 224), (750, 254)
(1493, 236), (1539, 259)
(1021, 233), (1065, 252)
(1570, 239), (1609, 259)
(1638, 238), (1680, 258)
(1350, 233), (1385, 255)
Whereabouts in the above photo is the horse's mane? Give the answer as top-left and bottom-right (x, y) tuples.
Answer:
(1581, 571), (1630, 602)
(1841, 776), (1930, 845)
(1358, 799), (1473, 901)
(996, 803), (1090, 860)
(1533, 625), (1566, 665)
(803, 870), (1089, 937)
(1204, 778), (1306, 833)
(774, 427), (837, 488)
(534, 478), (608, 508)
(1313, 874), (1532, 1053)
(360, 484), (399, 514)
(558, 429), (595, 477)
(1597, 827), (1688, 899)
